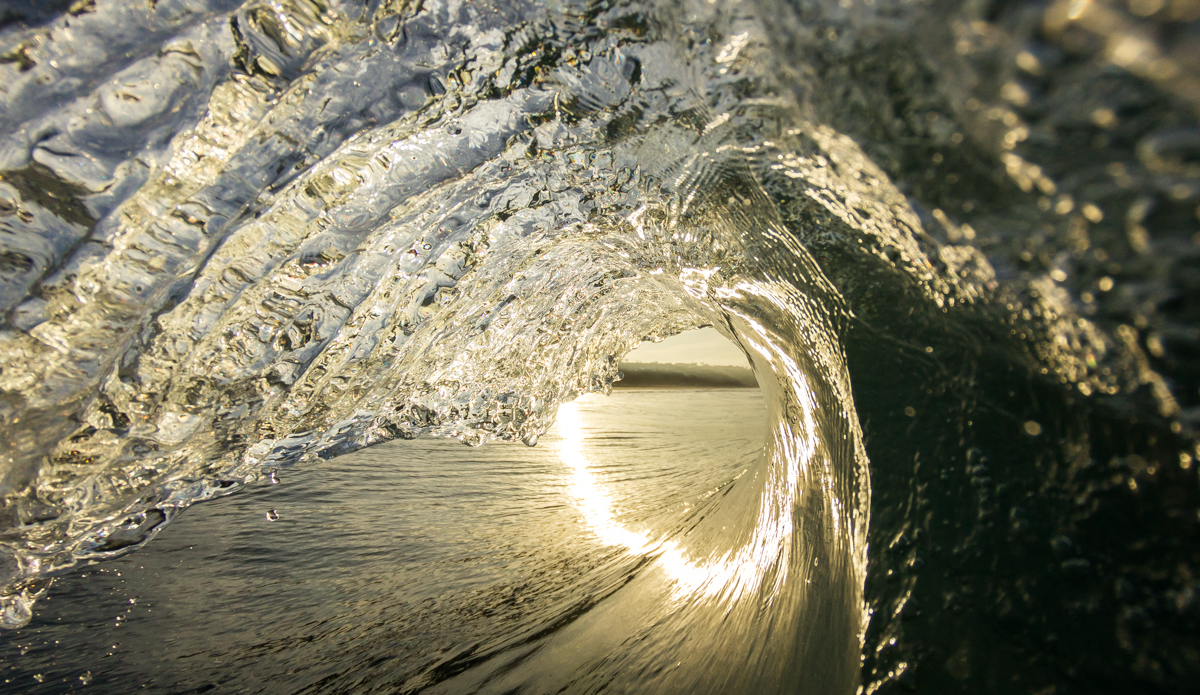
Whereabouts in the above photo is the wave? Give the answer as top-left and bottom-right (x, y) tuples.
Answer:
(0, 0), (1195, 692)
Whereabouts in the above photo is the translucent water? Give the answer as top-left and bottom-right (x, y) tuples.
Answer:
(0, 0), (1196, 692)
(1, 391), (781, 693)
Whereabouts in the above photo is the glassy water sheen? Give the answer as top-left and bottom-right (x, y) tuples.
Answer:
(0, 391), (776, 693)
(0, 0), (1196, 692)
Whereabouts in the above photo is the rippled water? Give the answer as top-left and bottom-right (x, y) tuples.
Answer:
(1, 390), (774, 693)
(0, 0), (1197, 691)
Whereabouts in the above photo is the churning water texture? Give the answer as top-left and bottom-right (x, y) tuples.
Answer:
(0, 0), (1196, 692)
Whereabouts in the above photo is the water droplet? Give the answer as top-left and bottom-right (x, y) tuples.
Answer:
(1023, 421), (1043, 436)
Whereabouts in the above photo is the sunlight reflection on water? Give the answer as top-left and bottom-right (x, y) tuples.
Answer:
(557, 378), (814, 605)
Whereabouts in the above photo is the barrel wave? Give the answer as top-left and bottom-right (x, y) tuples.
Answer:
(0, 0), (1196, 692)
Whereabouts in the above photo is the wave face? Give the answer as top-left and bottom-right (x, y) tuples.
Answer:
(0, 0), (1196, 692)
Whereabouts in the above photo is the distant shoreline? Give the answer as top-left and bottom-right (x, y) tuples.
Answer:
(613, 362), (758, 389)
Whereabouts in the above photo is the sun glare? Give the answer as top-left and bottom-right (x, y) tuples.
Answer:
(555, 328), (817, 604)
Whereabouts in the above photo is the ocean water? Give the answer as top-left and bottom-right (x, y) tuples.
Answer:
(0, 389), (773, 694)
(0, 0), (1197, 692)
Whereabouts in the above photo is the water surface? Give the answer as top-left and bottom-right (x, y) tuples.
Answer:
(1, 390), (778, 694)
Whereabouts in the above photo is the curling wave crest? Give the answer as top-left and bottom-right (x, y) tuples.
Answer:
(0, 0), (1197, 691)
